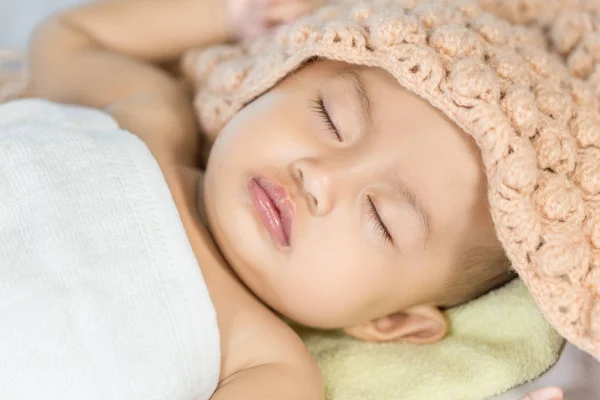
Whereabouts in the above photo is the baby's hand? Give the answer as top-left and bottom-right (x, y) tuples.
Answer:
(520, 387), (563, 400)
(226, 0), (321, 39)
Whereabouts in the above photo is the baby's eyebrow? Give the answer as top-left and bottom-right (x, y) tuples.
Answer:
(339, 70), (373, 134)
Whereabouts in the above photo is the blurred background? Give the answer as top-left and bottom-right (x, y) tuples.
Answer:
(0, 0), (88, 49)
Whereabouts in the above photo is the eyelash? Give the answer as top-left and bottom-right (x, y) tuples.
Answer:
(366, 196), (393, 245)
(310, 98), (342, 142)
(310, 98), (389, 244)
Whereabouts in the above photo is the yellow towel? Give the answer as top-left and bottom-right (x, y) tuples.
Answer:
(294, 279), (564, 400)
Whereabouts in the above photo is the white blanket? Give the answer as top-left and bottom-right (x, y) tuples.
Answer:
(0, 99), (220, 400)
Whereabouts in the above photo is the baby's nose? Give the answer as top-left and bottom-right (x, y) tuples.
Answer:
(291, 158), (336, 216)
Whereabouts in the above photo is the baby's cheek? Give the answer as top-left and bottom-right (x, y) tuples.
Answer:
(281, 250), (381, 328)
(280, 283), (362, 329)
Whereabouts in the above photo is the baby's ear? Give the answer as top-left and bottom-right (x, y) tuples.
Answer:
(343, 306), (448, 344)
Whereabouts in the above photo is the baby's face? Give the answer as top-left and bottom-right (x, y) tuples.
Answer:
(204, 60), (498, 329)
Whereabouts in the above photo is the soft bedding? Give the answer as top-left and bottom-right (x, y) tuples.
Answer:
(0, 99), (220, 400)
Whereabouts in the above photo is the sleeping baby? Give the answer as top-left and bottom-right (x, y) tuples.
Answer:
(11, 0), (600, 398)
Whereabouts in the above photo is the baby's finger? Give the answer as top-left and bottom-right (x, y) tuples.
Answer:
(264, 1), (314, 24)
(521, 387), (564, 400)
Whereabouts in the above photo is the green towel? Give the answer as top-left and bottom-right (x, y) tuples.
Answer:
(295, 279), (564, 400)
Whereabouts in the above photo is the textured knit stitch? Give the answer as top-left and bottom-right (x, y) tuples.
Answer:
(184, 0), (600, 360)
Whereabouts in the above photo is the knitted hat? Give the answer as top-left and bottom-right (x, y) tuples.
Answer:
(184, 0), (600, 360)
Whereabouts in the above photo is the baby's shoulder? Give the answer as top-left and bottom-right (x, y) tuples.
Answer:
(217, 281), (315, 382)
(205, 270), (323, 397)
(199, 241), (314, 383)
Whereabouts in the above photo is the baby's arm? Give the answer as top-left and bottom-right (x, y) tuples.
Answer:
(28, 0), (223, 166)
(49, 0), (231, 63)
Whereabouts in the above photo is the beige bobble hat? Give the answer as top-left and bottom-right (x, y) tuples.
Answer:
(184, 0), (600, 360)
